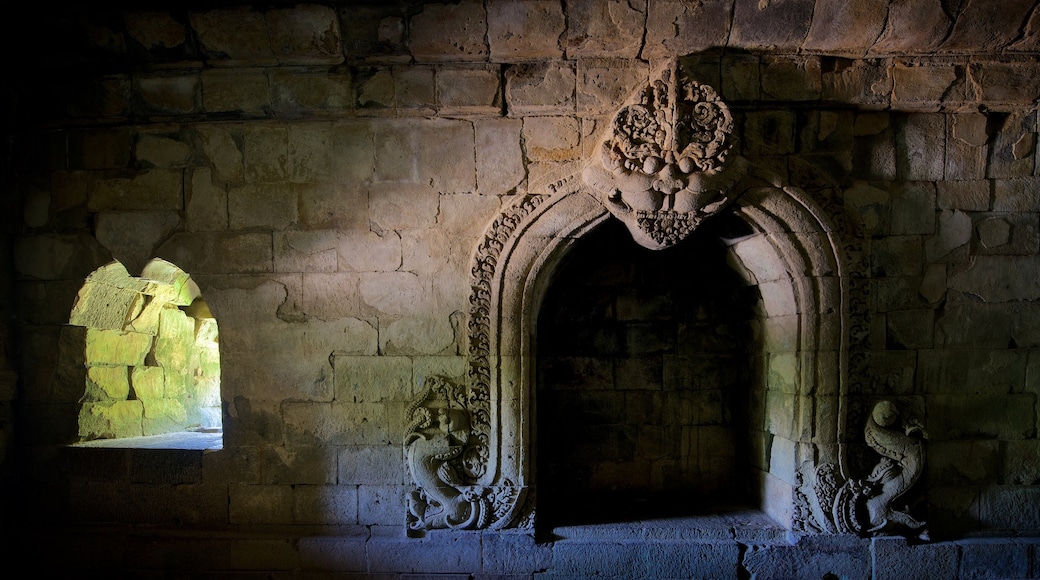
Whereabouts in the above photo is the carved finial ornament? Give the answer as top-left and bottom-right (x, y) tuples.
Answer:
(583, 61), (747, 249)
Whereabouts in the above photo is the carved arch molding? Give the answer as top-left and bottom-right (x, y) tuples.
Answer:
(404, 60), (927, 537)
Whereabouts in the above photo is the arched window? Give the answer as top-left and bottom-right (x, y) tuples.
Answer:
(69, 259), (221, 448)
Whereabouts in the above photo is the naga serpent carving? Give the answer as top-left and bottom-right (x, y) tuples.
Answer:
(404, 376), (518, 534)
(812, 400), (928, 538)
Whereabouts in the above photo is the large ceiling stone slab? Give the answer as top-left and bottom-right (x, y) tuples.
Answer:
(803, 0), (888, 56)
(731, 0), (815, 52)
(942, 0), (1038, 52)
(872, 0), (952, 54)
(643, 0), (733, 58)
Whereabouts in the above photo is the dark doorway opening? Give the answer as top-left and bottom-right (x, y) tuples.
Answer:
(535, 216), (760, 531)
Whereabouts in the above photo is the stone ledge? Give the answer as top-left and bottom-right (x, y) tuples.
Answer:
(15, 524), (1040, 577)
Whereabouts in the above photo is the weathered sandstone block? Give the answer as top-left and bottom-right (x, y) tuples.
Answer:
(243, 125), (289, 182)
(731, 0), (814, 52)
(871, 0), (950, 54)
(437, 65), (501, 115)
(946, 113), (989, 179)
(78, 400), (144, 440)
(94, 211), (181, 275)
(803, 0), (887, 56)
(197, 125), (245, 184)
(643, 0), (732, 58)
(270, 70), (352, 113)
(409, 3), (488, 62)
(506, 62), (575, 115)
(201, 69), (270, 115)
(523, 116), (580, 161)
(393, 66), (435, 114)
(131, 365), (165, 400)
(576, 59), (647, 114)
(380, 316), (456, 355)
(190, 7), (274, 65)
(87, 366), (130, 401)
(942, 0), (1037, 53)
(136, 74), (199, 115)
(293, 485), (359, 525)
(891, 63), (958, 110)
(355, 67), (394, 111)
(124, 11), (188, 51)
(89, 170), (183, 211)
(267, 5), (342, 65)
(487, 0), (565, 62)
(948, 256), (1040, 302)
(563, 0), (644, 58)
(289, 124), (333, 183)
(262, 445), (337, 485)
(936, 303), (1011, 348)
(69, 127), (131, 170)
(158, 232), (274, 274)
(821, 58), (890, 109)
(988, 113), (1037, 178)
(971, 61), (1040, 109)
(86, 328), (153, 366)
(475, 119), (524, 195)
(229, 183), (298, 230)
(761, 56), (821, 101)
(135, 133), (193, 169)
(229, 483), (294, 524)
(186, 169), (229, 232)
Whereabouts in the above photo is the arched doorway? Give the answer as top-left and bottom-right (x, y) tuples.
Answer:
(451, 178), (846, 532)
(404, 61), (850, 533)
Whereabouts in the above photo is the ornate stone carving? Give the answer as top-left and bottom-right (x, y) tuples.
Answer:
(583, 62), (747, 250)
(811, 401), (928, 539)
(468, 194), (548, 468)
(404, 375), (520, 534)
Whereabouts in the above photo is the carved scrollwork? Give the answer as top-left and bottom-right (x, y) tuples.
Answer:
(405, 375), (521, 533)
(810, 400), (928, 539)
(467, 194), (548, 462)
(584, 61), (747, 250)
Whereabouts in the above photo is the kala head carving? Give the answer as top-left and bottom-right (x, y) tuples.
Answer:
(584, 61), (747, 250)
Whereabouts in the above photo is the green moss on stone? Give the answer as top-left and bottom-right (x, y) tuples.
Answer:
(131, 365), (165, 399)
(78, 400), (144, 440)
(86, 366), (130, 401)
(155, 307), (194, 372)
(85, 328), (153, 366)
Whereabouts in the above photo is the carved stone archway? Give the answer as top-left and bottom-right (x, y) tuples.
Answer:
(403, 61), (925, 536)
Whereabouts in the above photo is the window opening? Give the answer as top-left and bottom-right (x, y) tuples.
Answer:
(70, 259), (221, 449)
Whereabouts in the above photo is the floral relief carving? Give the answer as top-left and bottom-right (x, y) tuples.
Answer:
(584, 61), (748, 249)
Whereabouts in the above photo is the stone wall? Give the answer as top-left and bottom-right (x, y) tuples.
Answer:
(4, 0), (1040, 577)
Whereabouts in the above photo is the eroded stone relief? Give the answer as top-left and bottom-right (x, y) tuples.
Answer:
(583, 62), (748, 249)
(404, 375), (520, 533)
(811, 400), (928, 539)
